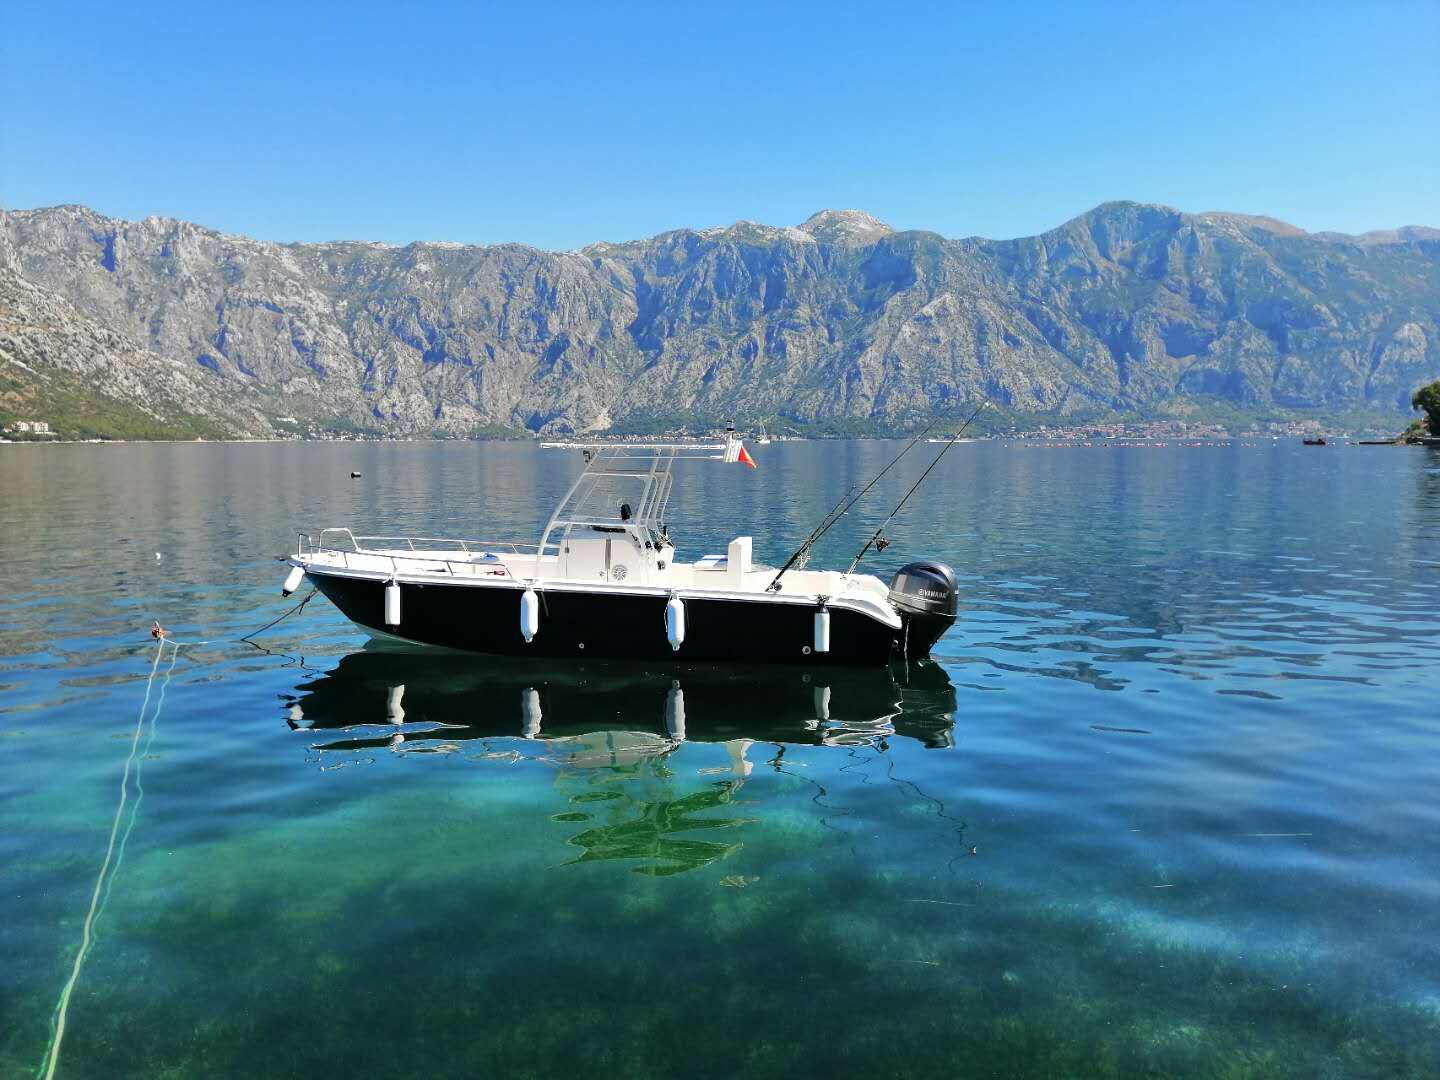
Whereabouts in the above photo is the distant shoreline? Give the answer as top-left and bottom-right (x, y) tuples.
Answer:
(1, 437), (298, 446)
(2, 431), (1421, 448)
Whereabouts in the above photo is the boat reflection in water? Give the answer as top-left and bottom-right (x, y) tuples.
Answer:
(286, 646), (957, 755)
(284, 647), (958, 875)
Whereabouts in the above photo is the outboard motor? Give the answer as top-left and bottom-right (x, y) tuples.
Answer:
(888, 561), (958, 617)
(887, 561), (958, 659)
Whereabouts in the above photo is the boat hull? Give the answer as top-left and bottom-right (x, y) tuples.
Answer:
(309, 573), (951, 666)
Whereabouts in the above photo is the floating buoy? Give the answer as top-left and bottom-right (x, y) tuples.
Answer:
(384, 580), (401, 626)
(665, 594), (686, 651)
(813, 606), (831, 654)
(281, 565), (305, 596)
(520, 588), (539, 642)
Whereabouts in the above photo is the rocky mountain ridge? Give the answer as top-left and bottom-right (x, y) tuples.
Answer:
(0, 200), (1435, 437)
(0, 267), (270, 439)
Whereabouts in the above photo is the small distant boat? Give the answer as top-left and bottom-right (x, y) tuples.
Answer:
(925, 436), (980, 444)
(756, 423), (772, 446)
(1302, 437), (1327, 446)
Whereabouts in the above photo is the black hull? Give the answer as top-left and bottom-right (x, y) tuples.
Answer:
(309, 574), (952, 666)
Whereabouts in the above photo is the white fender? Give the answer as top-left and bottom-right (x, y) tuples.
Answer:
(726, 738), (755, 778)
(813, 607), (831, 654)
(813, 685), (832, 721)
(384, 580), (401, 626)
(281, 565), (305, 596)
(387, 686), (405, 748)
(665, 682), (686, 740)
(521, 588), (540, 643)
(521, 687), (542, 738)
(665, 595), (686, 651)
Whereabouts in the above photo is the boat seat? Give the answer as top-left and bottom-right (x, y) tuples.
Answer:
(694, 538), (753, 584)
(727, 537), (752, 584)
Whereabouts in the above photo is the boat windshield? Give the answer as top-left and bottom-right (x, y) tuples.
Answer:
(563, 471), (655, 529)
(537, 438), (744, 553)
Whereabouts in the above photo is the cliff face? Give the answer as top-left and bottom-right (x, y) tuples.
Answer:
(0, 267), (270, 438)
(1, 202), (1436, 436)
(973, 203), (1440, 414)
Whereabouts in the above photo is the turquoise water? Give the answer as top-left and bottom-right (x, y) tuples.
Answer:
(2, 440), (1438, 1078)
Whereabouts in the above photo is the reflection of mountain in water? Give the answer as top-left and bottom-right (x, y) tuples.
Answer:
(285, 646), (957, 754)
(285, 647), (957, 876)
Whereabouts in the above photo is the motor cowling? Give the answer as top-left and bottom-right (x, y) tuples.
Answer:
(887, 561), (958, 618)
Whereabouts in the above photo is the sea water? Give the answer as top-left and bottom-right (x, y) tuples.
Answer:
(1, 440), (1437, 1077)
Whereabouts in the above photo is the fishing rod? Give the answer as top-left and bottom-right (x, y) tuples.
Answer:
(765, 485), (856, 589)
(845, 399), (987, 575)
(767, 417), (942, 591)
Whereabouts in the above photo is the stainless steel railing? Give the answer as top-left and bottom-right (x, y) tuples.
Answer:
(297, 528), (539, 556)
(293, 528), (552, 582)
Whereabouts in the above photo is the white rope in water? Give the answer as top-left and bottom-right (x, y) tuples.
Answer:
(96, 642), (180, 933)
(39, 638), (170, 1080)
(38, 594), (316, 1076)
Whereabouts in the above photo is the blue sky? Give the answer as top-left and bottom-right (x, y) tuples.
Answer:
(2, 1), (1436, 248)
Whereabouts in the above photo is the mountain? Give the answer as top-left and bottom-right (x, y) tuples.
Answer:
(0, 268), (270, 439)
(1, 201), (1436, 437)
(797, 209), (895, 244)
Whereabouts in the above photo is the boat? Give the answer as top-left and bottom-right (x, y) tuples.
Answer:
(1302, 437), (1328, 446)
(283, 436), (958, 665)
(925, 436), (979, 444)
(756, 423), (772, 446)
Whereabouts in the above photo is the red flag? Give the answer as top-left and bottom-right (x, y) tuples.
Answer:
(737, 443), (757, 469)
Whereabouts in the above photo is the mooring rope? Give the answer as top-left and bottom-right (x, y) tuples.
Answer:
(95, 642), (180, 934)
(38, 638), (168, 1080)
(38, 590), (317, 1077)
(152, 588), (318, 649)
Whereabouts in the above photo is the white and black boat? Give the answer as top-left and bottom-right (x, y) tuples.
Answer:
(282, 436), (958, 666)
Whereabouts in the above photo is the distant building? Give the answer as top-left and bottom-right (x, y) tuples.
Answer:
(3, 420), (54, 435)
